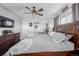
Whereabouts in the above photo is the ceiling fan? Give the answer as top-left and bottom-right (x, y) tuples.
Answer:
(24, 6), (44, 16)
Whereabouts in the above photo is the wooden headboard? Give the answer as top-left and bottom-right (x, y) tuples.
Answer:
(53, 21), (79, 48)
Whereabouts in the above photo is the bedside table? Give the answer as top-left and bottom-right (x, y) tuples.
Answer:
(72, 48), (79, 56)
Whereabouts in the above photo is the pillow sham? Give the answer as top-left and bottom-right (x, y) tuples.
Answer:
(50, 32), (68, 43)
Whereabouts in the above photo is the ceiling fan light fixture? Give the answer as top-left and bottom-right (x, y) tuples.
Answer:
(32, 13), (36, 16)
(25, 6), (44, 16)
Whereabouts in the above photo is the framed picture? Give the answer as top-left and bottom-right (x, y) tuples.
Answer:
(29, 22), (32, 27)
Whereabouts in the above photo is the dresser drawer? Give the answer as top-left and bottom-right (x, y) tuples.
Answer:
(0, 33), (20, 55)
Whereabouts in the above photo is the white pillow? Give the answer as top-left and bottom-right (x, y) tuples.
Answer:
(66, 34), (73, 40)
(51, 32), (67, 43)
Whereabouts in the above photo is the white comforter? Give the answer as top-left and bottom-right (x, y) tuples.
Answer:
(4, 33), (74, 56)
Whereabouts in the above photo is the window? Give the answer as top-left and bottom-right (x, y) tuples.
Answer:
(59, 16), (66, 24)
(66, 14), (73, 23)
(58, 14), (73, 25)
(58, 5), (73, 25)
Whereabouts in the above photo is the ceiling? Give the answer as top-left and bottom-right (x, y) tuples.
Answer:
(1, 3), (69, 19)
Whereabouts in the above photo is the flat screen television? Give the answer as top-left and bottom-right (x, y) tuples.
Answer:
(0, 16), (14, 28)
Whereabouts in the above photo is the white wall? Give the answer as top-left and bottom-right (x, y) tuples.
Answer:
(21, 15), (54, 39)
(0, 5), (22, 36)
(0, 4), (54, 39)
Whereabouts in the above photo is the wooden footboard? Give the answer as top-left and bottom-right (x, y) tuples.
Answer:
(15, 51), (74, 56)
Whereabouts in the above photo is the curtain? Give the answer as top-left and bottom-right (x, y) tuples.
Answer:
(54, 15), (59, 26)
(54, 15), (59, 31)
(72, 4), (76, 21)
(77, 3), (79, 21)
(72, 3), (79, 21)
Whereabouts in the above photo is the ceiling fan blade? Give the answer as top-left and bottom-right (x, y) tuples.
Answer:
(36, 13), (43, 16)
(25, 6), (31, 11)
(24, 12), (32, 14)
(38, 8), (43, 12)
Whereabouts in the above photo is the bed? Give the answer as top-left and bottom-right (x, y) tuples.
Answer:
(4, 33), (74, 56)
(3, 21), (79, 56)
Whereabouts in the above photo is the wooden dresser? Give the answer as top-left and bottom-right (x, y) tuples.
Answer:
(0, 33), (20, 56)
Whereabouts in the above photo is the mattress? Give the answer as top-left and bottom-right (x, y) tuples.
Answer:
(4, 33), (74, 56)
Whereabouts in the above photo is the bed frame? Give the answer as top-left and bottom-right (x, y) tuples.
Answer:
(15, 21), (79, 56)
(16, 51), (74, 56)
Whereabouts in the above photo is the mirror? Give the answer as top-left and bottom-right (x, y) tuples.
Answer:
(0, 16), (14, 28)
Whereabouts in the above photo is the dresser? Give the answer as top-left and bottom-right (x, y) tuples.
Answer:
(0, 33), (20, 55)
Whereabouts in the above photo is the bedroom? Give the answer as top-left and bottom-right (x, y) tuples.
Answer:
(0, 3), (79, 56)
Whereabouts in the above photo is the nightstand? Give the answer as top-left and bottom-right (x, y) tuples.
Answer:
(72, 47), (79, 56)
